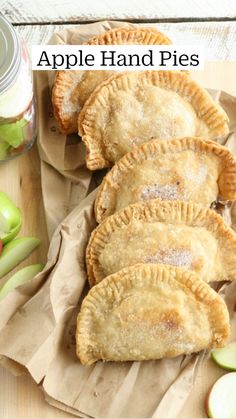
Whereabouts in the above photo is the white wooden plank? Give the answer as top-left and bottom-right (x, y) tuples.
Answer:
(2, 0), (236, 24)
(15, 21), (236, 61)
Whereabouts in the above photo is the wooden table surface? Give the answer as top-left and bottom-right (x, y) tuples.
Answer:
(0, 2), (236, 417)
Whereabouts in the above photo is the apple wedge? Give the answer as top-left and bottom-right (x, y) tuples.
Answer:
(0, 263), (44, 300)
(0, 118), (27, 148)
(0, 237), (40, 278)
(0, 192), (22, 244)
(206, 372), (236, 418)
(211, 342), (236, 371)
(0, 141), (10, 159)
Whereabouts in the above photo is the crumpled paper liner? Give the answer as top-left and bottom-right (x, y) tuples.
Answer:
(0, 21), (235, 418)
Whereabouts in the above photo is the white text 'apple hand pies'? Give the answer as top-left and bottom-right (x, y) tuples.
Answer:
(52, 27), (172, 134)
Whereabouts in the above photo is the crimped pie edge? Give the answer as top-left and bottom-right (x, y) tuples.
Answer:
(78, 71), (229, 170)
(87, 26), (172, 46)
(52, 26), (172, 134)
(86, 199), (236, 286)
(95, 136), (236, 222)
(76, 263), (230, 365)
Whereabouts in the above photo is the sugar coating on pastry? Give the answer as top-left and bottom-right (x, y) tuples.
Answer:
(78, 71), (229, 170)
(87, 199), (236, 286)
(76, 264), (230, 365)
(52, 70), (113, 133)
(51, 27), (172, 134)
(95, 137), (236, 222)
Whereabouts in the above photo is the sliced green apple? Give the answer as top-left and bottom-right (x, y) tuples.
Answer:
(207, 372), (236, 418)
(0, 118), (27, 148)
(0, 237), (40, 278)
(0, 263), (44, 300)
(0, 192), (22, 244)
(0, 212), (8, 235)
(211, 342), (236, 371)
(0, 141), (10, 159)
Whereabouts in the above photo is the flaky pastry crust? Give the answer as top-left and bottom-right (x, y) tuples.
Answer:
(52, 27), (172, 134)
(87, 26), (172, 45)
(95, 137), (236, 222)
(86, 199), (236, 286)
(78, 71), (229, 170)
(76, 263), (230, 365)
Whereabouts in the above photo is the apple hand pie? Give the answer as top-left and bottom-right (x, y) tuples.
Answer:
(86, 199), (236, 286)
(76, 263), (230, 365)
(52, 27), (172, 134)
(95, 137), (236, 222)
(78, 71), (229, 170)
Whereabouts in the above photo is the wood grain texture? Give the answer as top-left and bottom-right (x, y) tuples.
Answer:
(2, 0), (236, 23)
(15, 21), (236, 61)
(0, 144), (49, 287)
(0, 368), (68, 418)
(0, 145), (57, 417)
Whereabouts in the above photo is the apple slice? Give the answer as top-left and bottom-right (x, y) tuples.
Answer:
(0, 212), (8, 236)
(0, 141), (10, 159)
(0, 192), (22, 244)
(211, 342), (236, 371)
(0, 263), (44, 300)
(0, 118), (27, 148)
(0, 237), (40, 278)
(207, 372), (236, 418)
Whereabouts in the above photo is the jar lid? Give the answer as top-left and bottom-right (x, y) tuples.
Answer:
(0, 15), (21, 94)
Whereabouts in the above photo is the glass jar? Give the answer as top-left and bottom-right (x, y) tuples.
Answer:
(0, 15), (36, 160)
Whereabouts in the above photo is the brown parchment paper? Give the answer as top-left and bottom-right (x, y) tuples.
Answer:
(0, 21), (236, 418)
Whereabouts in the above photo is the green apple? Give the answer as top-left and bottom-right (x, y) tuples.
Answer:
(207, 372), (236, 418)
(0, 192), (22, 244)
(0, 118), (27, 148)
(0, 263), (43, 300)
(0, 237), (40, 278)
(0, 141), (10, 159)
(211, 342), (236, 371)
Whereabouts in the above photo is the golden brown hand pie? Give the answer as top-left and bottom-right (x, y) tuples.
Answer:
(87, 200), (236, 286)
(95, 137), (236, 222)
(52, 27), (172, 134)
(78, 71), (229, 170)
(76, 264), (230, 365)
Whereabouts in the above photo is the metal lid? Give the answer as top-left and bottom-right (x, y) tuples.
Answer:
(0, 14), (21, 94)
